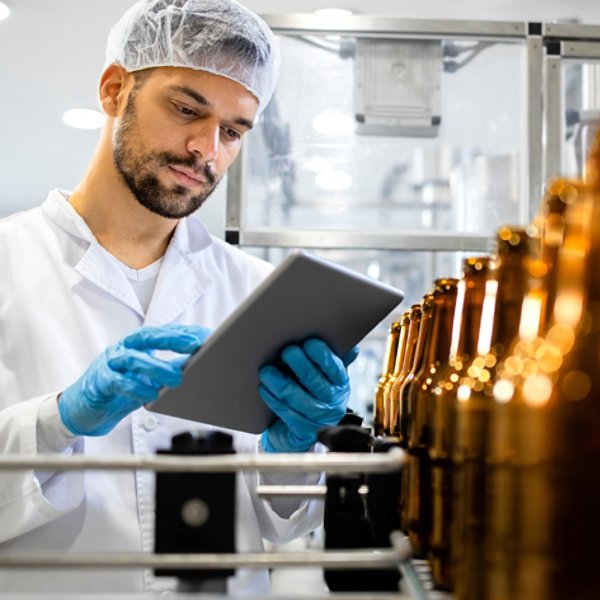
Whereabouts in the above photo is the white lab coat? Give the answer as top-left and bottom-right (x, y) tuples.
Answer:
(0, 190), (323, 595)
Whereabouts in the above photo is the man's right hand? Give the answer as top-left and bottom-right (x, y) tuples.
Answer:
(58, 324), (210, 436)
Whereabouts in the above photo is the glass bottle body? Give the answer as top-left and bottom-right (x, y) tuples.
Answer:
(429, 258), (491, 590)
(485, 182), (571, 600)
(382, 312), (410, 435)
(452, 228), (530, 600)
(407, 279), (458, 557)
(511, 182), (600, 600)
(389, 305), (422, 438)
(398, 294), (435, 533)
(373, 321), (401, 437)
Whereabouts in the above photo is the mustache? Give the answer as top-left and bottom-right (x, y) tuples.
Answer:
(157, 152), (217, 185)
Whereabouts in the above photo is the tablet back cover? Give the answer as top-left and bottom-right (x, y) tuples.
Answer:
(149, 250), (404, 433)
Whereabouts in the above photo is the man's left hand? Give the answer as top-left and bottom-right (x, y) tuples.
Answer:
(259, 339), (359, 453)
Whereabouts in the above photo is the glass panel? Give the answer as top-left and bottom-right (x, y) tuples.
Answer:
(245, 33), (527, 235)
(563, 60), (600, 179)
(245, 247), (475, 418)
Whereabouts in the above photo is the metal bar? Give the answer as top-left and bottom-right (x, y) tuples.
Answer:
(237, 228), (492, 252)
(544, 54), (564, 182)
(225, 143), (245, 230)
(0, 549), (407, 570)
(526, 34), (544, 220)
(256, 484), (326, 499)
(560, 41), (600, 60)
(255, 484), (369, 499)
(262, 14), (526, 40)
(0, 449), (405, 474)
(399, 559), (453, 600)
(543, 23), (600, 41)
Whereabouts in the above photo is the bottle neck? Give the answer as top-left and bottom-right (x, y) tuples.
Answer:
(383, 325), (401, 378)
(452, 275), (488, 359)
(392, 320), (410, 376)
(401, 313), (422, 377)
(411, 306), (434, 375)
(483, 255), (529, 354)
(435, 289), (459, 365)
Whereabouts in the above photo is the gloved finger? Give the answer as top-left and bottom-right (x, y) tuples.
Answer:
(342, 345), (360, 367)
(258, 365), (307, 405)
(280, 345), (335, 399)
(168, 354), (192, 370)
(302, 339), (349, 387)
(258, 384), (322, 432)
(259, 365), (344, 420)
(107, 348), (183, 388)
(106, 372), (162, 403)
(122, 325), (211, 355)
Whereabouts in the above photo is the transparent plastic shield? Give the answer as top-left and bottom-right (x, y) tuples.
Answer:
(245, 33), (528, 235)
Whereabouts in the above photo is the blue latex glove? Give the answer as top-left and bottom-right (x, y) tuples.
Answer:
(259, 339), (360, 453)
(59, 324), (211, 436)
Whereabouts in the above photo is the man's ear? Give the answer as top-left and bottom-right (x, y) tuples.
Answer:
(99, 64), (134, 117)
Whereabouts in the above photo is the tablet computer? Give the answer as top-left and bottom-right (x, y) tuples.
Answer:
(148, 250), (404, 434)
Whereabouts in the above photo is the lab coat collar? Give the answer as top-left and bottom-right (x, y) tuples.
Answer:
(42, 189), (214, 323)
(144, 216), (214, 326)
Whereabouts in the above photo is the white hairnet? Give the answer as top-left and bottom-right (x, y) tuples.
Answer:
(105, 0), (279, 113)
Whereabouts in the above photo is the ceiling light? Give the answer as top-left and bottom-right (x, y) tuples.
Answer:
(314, 8), (354, 17)
(0, 2), (11, 21)
(312, 110), (354, 136)
(304, 157), (334, 172)
(315, 170), (353, 191)
(62, 108), (105, 130)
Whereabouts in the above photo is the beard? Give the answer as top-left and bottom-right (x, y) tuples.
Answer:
(112, 91), (220, 220)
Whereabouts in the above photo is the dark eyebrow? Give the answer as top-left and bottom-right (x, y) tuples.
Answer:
(170, 85), (254, 131)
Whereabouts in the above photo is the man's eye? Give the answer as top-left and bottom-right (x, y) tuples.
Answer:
(177, 105), (196, 117)
(223, 127), (241, 141)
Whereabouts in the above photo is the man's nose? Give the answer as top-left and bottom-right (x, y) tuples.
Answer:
(186, 120), (220, 163)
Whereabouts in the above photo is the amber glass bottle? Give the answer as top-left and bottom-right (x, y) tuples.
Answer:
(389, 304), (422, 437)
(451, 228), (530, 600)
(373, 321), (402, 437)
(429, 257), (492, 590)
(511, 181), (600, 600)
(383, 312), (410, 435)
(484, 181), (572, 600)
(407, 279), (459, 557)
(398, 293), (435, 532)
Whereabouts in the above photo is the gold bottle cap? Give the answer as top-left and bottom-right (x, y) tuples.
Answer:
(434, 278), (459, 296)
(462, 256), (492, 276)
(422, 293), (436, 312)
(390, 320), (402, 332)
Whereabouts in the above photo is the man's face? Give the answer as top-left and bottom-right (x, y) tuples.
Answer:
(112, 67), (259, 219)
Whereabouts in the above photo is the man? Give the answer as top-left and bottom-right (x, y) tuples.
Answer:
(0, 0), (357, 594)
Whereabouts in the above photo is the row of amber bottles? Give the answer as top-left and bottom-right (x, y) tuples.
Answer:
(371, 179), (587, 598)
(486, 177), (600, 600)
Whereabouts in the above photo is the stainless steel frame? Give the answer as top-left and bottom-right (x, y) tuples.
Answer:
(226, 15), (542, 253)
(0, 450), (415, 596)
(236, 229), (492, 252)
(0, 449), (404, 474)
(0, 548), (405, 570)
(544, 53), (564, 182)
(543, 36), (600, 183)
(527, 33), (544, 220)
(260, 14), (526, 40)
(542, 23), (600, 40)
